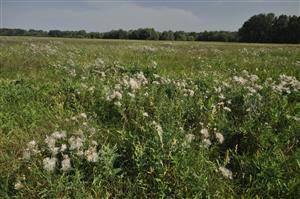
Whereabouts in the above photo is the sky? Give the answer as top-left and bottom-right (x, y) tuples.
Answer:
(1, 0), (299, 32)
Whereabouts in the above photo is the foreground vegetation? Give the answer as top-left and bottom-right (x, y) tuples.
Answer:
(0, 36), (300, 198)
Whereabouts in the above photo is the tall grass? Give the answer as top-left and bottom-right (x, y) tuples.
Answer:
(0, 37), (299, 198)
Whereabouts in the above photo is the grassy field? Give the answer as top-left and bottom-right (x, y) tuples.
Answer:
(0, 36), (300, 198)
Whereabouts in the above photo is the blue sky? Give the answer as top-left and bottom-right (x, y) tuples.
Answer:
(1, 0), (299, 32)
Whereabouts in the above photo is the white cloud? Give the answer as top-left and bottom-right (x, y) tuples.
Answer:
(4, 3), (202, 31)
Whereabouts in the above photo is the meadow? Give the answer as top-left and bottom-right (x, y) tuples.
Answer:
(0, 36), (299, 198)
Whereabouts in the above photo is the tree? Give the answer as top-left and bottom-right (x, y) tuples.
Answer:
(128, 28), (159, 40)
(238, 13), (275, 42)
(88, 32), (103, 39)
(174, 31), (187, 41)
(159, 31), (175, 40)
(286, 16), (300, 43)
(272, 15), (289, 42)
(103, 29), (128, 39)
(196, 31), (237, 42)
(0, 28), (27, 36)
(186, 32), (197, 41)
(239, 13), (300, 43)
(48, 30), (63, 37)
(75, 30), (87, 38)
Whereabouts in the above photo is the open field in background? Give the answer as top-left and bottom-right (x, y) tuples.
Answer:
(0, 36), (300, 198)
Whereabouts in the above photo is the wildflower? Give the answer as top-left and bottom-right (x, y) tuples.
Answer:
(213, 87), (221, 93)
(219, 94), (225, 99)
(203, 138), (211, 148)
(22, 150), (31, 160)
(51, 131), (66, 139)
(68, 136), (83, 151)
(108, 90), (122, 101)
(91, 140), (98, 146)
(215, 132), (224, 144)
(182, 133), (195, 148)
(79, 113), (87, 119)
(129, 78), (139, 90)
(272, 75), (300, 94)
(153, 74), (160, 79)
(152, 61), (158, 68)
(69, 69), (76, 77)
(217, 102), (225, 106)
(185, 134), (195, 143)
(219, 166), (233, 179)
(242, 70), (249, 76)
(247, 87), (257, 94)
(100, 71), (106, 77)
(223, 107), (231, 112)
(23, 140), (39, 160)
(142, 112), (149, 117)
(50, 147), (60, 156)
(76, 129), (84, 137)
(45, 135), (56, 149)
(188, 89), (195, 97)
(85, 146), (99, 162)
(233, 76), (247, 85)
(114, 101), (122, 107)
(114, 91), (122, 100)
(76, 149), (84, 157)
(61, 155), (71, 171)
(136, 72), (148, 85)
(81, 83), (88, 89)
(27, 140), (37, 149)
(45, 136), (59, 155)
(95, 58), (105, 66)
(14, 181), (24, 190)
(152, 121), (163, 146)
(179, 127), (184, 133)
(43, 157), (57, 172)
(128, 92), (135, 98)
(201, 128), (209, 138)
(60, 144), (67, 152)
(89, 127), (96, 135)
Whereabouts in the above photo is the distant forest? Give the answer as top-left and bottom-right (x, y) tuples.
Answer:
(1, 13), (299, 43)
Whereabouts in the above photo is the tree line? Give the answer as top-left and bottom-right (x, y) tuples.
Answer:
(0, 28), (237, 42)
(0, 13), (299, 43)
(238, 13), (300, 43)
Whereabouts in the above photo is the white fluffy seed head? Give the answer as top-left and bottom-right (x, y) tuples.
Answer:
(142, 112), (149, 117)
(152, 121), (163, 147)
(185, 134), (195, 143)
(14, 181), (24, 190)
(85, 146), (99, 162)
(43, 157), (57, 172)
(219, 166), (233, 179)
(129, 78), (139, 90)
(51, 131), (66, 139)
(201, 128), (209, 138)
(60, 144), (67, 152)
(79, 113), (87, 119)
(23, 140), (39, 160)
(61, 155), (71, 171)
(215, 132), (224, 144)
(68, 136), (83, 150)
(203, 138), (211, 148)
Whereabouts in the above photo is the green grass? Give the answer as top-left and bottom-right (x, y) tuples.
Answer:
(0, 36), (300, 198)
